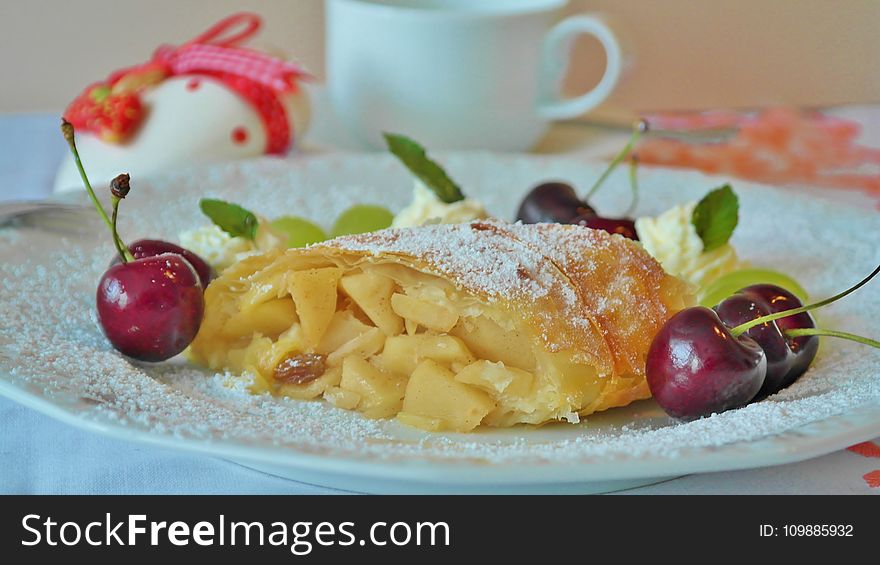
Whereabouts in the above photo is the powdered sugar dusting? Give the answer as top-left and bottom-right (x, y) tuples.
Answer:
(328, 221), (553, 303)
(0, 154), (879, 469)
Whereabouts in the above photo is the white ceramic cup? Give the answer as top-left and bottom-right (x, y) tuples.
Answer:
(326, 0), (623, 151)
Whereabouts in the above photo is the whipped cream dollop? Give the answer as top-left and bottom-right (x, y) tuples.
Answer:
(635, 202), (745, 289)
(179, 225), (254, 272)
(392, 182), (488, 228)
(179, 218), (284, 272)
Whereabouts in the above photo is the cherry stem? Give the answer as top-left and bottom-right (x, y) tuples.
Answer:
(584, 119), (648, 201)
(61, 119), (133, 263)
(624, 154), (639, 217)
(730, 263), (880, 337)
(110, 195), (130, 262)
(785, 328), (880, 350)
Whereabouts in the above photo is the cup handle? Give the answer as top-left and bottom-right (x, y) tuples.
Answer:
(536, 14), (623, 120)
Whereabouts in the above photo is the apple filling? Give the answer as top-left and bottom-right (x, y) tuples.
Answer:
(190, 253), (618, 432)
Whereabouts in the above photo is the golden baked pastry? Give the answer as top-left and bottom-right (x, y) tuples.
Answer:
(189, 221), (692, 432)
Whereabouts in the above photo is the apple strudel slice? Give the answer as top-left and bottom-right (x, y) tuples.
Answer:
(188, 221), (692, 432)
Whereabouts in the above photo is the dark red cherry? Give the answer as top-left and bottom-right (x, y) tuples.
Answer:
(111, 239), (214, 289)
(737, 284), (818, 391)
(516, 182), (595, 224)
(96, 253), (205, 362)
(570, 214), (639, 240)
(646, 307), (767, 420)
(714, 293), (795, 397)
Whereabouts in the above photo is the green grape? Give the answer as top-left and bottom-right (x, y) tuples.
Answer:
(331, 205), (394, 237)
(699, 268), (809, 308)
(270, 216), (327, 248)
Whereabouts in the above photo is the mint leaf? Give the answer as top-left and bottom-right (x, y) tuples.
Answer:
(199, 198), (259, 241)
(383, 133), (464, 203)
(691, 184), (739, 252)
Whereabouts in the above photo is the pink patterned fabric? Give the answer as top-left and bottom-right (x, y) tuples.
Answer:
(107, 12), (309, 154)
(154, 42), (306, 95)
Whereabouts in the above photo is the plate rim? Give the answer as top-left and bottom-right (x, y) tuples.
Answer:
(2, 377), (878, 486)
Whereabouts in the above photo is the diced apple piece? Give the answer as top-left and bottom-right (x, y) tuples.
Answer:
(227, 335), (274, 393)
(257, 325), (308, 376)
(220, 250), (280, 286)
(287, 267), (342, 346)
(455, 360), (533, 397)
(323, 386), (362, 410)
(221, 297), (298, 340)
(316, 310), (372, 355)
(369, 263), (431, 287)
(417, 335), (475, 372)
(377, 337), (418, 375)
(339, 272), (403, 335)
(237, 258), (289, 309)
(451, 316), (537, 371)
(547, 353), (603, 408)
(225, 347), (248, 372)
(242, 335), (273, 370)
(400, 360), (495, 432)
(339, 356), (406, 418)
(326, 327), (385, 367)
(397, 412), (443, 431)
(277, 367), (342, 400)
(380, 334), (475, 376)
(390, 293), (459, 333)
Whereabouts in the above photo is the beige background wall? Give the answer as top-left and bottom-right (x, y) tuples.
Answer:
(1, 0), (878, 120)
(0, 0), (326, 112)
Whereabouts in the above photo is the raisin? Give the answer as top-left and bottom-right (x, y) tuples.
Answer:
(273, 353), (327, 385)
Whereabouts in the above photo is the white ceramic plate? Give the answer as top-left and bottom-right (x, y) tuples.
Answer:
(2, 153), (879, 494)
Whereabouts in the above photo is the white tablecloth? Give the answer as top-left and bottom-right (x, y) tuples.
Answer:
(1, 107), (878, 495)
